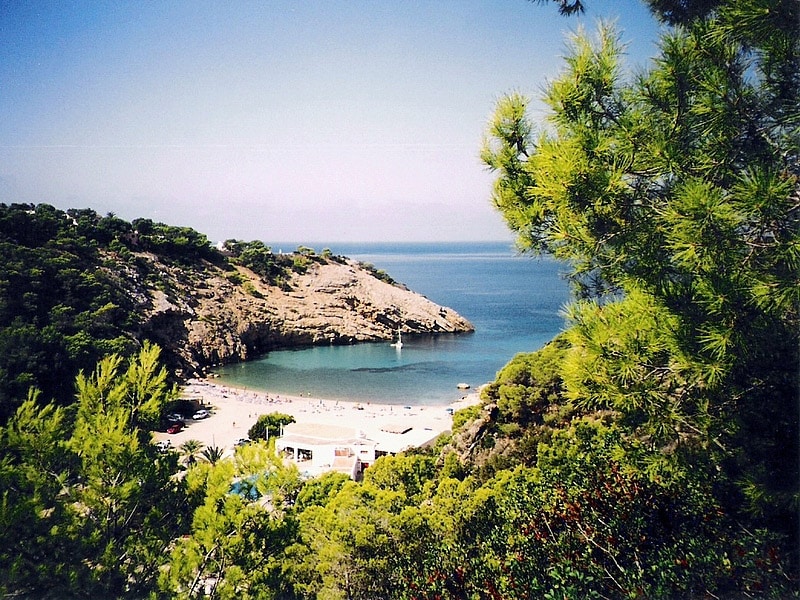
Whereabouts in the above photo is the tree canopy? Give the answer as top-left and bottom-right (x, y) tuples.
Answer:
(0, 1), (797, 598)
(0, 343), (186, 598)
(482, 0), (798, 532)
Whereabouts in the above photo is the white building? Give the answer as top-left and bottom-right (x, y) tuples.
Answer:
(276, 423), (376, 479)
(276, 420), (445, 479)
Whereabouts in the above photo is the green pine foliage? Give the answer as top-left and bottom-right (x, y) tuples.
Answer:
(0, 204), (337, 423)
(482, 0), (799, 553)
(162, 442), (301, 599)
(248, 412), (296, 442)
(0, 344), (187, 598)
(0, 204), (139, 419)
(1, 1), (797, 597)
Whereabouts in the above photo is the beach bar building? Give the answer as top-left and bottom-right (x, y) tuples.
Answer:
(276, 419), (446, 479)
(276, 423), (376, 479)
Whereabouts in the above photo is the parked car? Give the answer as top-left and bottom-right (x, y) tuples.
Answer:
(166, 422), (183, 434)
(235, 438), (250, 447)
(166, 413), (184, 422)
(192, 409), (210, 420)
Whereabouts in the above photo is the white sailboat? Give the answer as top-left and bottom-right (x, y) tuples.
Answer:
(390, 327), (403, 349)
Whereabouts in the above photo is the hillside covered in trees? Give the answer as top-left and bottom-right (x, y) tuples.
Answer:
(0, 202), (472, 422)
(1, 0), (798, 598)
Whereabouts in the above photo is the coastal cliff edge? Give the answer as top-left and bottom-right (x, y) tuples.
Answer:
(135, 252), (474, 377)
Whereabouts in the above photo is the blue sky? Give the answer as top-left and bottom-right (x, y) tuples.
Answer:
(0, 1), (660, 243)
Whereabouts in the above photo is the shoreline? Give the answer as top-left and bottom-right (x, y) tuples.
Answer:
(152, 378), (483, 457)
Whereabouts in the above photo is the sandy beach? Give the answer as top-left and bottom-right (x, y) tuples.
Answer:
(152, 378), (482, 457)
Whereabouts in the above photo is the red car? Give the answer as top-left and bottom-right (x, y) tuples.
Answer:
(166, 422), (183, 434)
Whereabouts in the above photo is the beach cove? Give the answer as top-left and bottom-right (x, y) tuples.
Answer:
(161, 244), (571, 460)
(213, 242), (571, 406)
(152, 378), (481, 458)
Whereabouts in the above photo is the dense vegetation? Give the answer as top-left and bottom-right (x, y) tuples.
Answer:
(0, 204), (140, 419)
(2, 344), (794, 598)
(0, 203), (341, 422)
(0, 0), (797, 597)
(483, 0), (798, 536)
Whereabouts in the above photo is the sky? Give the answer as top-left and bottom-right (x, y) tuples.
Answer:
(0, 1), (661, 243)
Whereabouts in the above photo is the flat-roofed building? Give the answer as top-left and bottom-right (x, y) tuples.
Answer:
(276, 420), (445, 478)
(276, 423), (376, 479)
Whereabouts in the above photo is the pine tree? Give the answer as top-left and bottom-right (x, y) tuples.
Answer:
(483, 0), (798, 564)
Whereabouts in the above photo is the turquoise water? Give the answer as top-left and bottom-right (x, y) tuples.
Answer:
(214, 242), (572, 405)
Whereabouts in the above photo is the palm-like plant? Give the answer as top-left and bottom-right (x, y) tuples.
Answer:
(201, 445), (224, 465)
(179, 439), (204, 466)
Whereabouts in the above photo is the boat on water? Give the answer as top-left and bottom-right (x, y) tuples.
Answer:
(390, 328), (403, 349)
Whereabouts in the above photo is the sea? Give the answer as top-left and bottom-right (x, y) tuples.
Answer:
(214, 241), (573, 406)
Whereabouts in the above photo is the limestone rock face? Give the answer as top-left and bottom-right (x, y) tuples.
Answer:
(132, 253), (473, 376)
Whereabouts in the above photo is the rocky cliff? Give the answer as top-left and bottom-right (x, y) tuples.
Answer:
(128, 251), (473, 377)
(0, 204), (474, 416)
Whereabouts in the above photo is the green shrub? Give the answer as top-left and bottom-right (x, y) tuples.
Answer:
(248, 412), (295, 441)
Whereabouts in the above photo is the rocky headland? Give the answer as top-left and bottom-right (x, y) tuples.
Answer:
(132, 250), (474, 377)
(0, 204), (473, 413)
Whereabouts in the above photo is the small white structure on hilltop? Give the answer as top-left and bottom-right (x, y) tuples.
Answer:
(215, 241), (234, 256)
